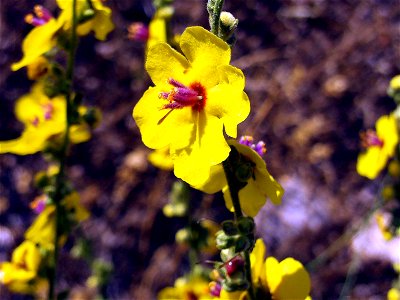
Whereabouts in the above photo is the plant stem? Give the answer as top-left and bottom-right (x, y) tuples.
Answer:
(48, 0), (78, 299)
(222, 159), (255, 300)
(208, 0), (224, 36)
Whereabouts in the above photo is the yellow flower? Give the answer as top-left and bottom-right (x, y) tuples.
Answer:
(357, 114), (399, 179)
(222, 239), (311, 300)
(375, 212), (393, 240)
(148, 147), (174, 170)
(0, 240), (42, 294)
(0, 83), (91, 155)
(25, 205), (57, 251)
(57, 0), (114, 41)
(158, 275), (211, 300)
(195, 140), (283, 217)
(63, 191), (90, 222)
(133, 26), (250, 186)
(388, 288), (400, 300)
(25, 192), (89, 250)
(11, 8), (64, 71)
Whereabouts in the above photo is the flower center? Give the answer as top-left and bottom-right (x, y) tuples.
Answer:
(25, 5), (53, 27)
(239, 135), (267, 156)
(159, 78), (207, 112)
(360, 130), (384, 148)
(42, 103), (54, 120)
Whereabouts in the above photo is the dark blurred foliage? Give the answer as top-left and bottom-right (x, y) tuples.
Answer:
(0, 0), (399, 299)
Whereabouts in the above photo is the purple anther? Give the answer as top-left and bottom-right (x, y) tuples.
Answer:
(209, 282), (222, 297)
(34, 5), (53, 22)
(254, 141), (266, 156)
(42, 104), (53, 120)
(239, 135), (267, 156)
(167, 78), (187, 88)
(127, 23), (149, 42)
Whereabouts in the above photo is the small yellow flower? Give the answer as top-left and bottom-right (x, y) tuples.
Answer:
(390, 75), (400, 91)
(375, 212), (393, 240)
(0, 240), (42, 294)
(133, 26), (250, 186)
(0, 83), (91, 155)
(57, 0), (114, 41)
(147, 12), (168, 49)
(357, 114), (399, 179)
(158, 275), (211, 300)
(11, 6), (63, 71)
(148, 147), (174, 170)
(195, 140), (283, 217)
(25, 192), (89, 250)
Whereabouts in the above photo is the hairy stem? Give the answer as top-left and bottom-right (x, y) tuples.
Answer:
(48, 0), (78, 299)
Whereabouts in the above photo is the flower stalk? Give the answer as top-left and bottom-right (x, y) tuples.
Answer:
(48, 0), (78, 299)
(222, 155), (256, 300)
(207, 0), (224, 36)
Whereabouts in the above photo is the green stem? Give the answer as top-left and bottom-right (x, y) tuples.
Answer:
(48, 0), (78, 299)
(222, 160), (255, 300)
(208, 0), (224, 36)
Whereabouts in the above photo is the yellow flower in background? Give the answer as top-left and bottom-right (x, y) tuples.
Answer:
(133, 26), (250, 186)
(147, 14), (167, 49)
(25, 205), (57, 251)
(0, 240), (42, 294)
(375, 212), (393, 240)
(148, 147), (174, 170)
(158, 275), (211, 300)
(388, 288), (400, 300)
(11, 6), (64, 71)
(63, 191), (90, 222)
(57, 0), (114, 41)
(25, 192), (89, 250)
(195, 140), (283, 217)
(0, 83), (91, 155)
(357, 114), (399, 179)
(390, 75), (400, 91)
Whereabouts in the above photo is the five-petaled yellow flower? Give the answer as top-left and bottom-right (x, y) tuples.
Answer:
(0, 240), (42, 294)
(0, 83), (91, 155)
(357, 114), (399, 179)
(133, 26), (250, 186)
(195, 140), (283, 217)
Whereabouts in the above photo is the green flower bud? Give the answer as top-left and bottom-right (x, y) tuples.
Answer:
(222, 220), (238, 236)
(216, 231), (236, 249)
(237, 216), (255, 234)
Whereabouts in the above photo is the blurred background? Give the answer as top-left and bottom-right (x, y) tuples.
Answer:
(0, 0), (399, 299)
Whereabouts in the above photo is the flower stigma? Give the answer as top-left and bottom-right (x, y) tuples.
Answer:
(25, 5), (53, 27)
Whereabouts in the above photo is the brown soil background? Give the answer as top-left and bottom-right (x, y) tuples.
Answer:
(0, 0), (399, 299)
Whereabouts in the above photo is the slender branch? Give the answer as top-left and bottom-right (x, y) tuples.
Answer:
(48, 0), (78, 299)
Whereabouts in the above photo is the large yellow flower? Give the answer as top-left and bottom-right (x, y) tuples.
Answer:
(133, 26), (250, 186)
(0, 240), (42, 294)
(357, 114), (399, 179)
(221, 239), (311, 300)
(195, 140), (283, 217)
(0, 83), (90, 155)
(57, 0), (114, 41)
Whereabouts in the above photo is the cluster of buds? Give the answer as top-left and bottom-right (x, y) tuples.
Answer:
(209, 217), (255, 294)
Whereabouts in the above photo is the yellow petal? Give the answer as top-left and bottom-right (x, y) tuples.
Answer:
(207, 65), (250, 138)
(179, 26), (231, 87)
(265, 257), (311, 300)
(250, 239), (266, 285)
(255, 168), (284, 205)
(133, 87), (195, 150)
(357, 147), (387, 179)
(11, 19), (61, 71)
(172, 113), (230, 186)
(147, 16), (167, 49)
(376, 114), (399, 157)
(11, 241), (41, 273)
(145, 43), (190, 86)
(194, 164), (226, 194)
